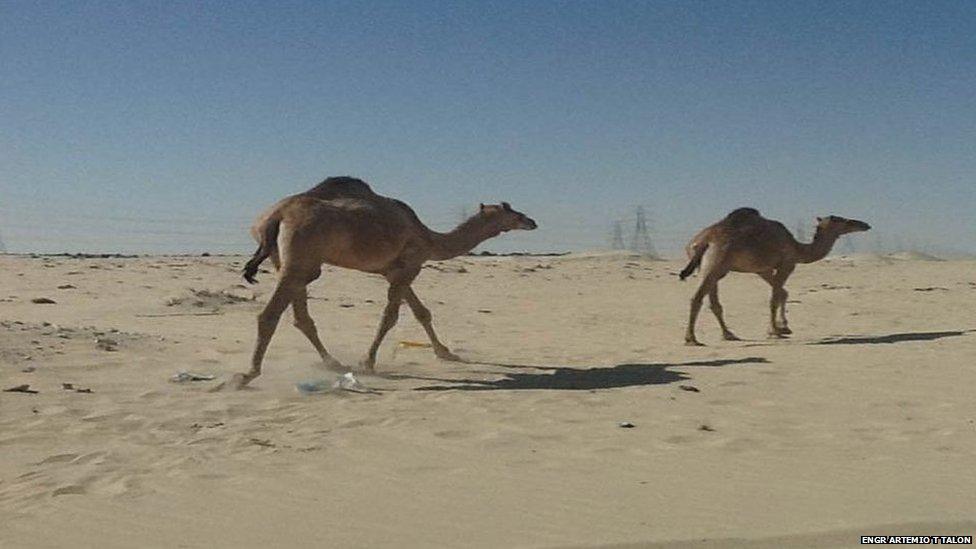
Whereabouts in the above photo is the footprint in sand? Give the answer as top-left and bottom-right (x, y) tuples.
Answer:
(70, 451), (108, 465)
(35, 453), (79, 465)
(51, 484), (87, 497)
(433, 429), (474, 440)
(102, 476), (142, 497)
(663, 435), (692, 445)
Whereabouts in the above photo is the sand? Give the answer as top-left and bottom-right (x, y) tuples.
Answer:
(1, 253), (975, 548)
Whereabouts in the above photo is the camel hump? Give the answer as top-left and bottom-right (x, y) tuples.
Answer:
(724, 207), (761, 226)
(306, 176), (375, 199)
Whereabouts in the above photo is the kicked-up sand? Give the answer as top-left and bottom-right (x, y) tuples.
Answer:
(1, 252), (975, 548)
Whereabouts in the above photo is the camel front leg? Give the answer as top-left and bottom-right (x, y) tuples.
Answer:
(764, 285), (793, 338)
(774, 266), (794, 335)
(758, 271), (788, 338)
(360, 284), (406, 372)
(775, 287), (791, 335)
(403, 287), (461, 362)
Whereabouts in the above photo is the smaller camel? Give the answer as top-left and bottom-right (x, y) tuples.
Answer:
(679, 208), (870, 345)
(228, 177), (537, 389)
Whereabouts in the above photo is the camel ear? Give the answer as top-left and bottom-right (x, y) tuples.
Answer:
(502, 202), (512, 211)
(479, 203), (486, 211)
(816, 217), (823, 223)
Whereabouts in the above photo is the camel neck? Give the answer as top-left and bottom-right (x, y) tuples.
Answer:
(429, 216), (503, 260)
(797, 228), (840, 263)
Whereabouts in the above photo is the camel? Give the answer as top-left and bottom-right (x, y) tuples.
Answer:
(226, 176), (537, 389)
(679, 208), (870, 345)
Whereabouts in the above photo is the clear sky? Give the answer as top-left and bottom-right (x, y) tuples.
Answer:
(2, 1), (974, 255)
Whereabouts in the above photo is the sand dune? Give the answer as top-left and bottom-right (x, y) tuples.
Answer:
(2, 254), (975, 547)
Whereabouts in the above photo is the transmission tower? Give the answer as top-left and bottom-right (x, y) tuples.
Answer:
(610, 220), (625, 249)
(629, 206), (658, 257)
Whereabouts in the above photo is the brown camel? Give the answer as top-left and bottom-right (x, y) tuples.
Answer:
(679, 208), (870, 345)
(226, 177), (537, 389)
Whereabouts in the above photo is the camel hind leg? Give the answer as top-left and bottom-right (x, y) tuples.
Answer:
(685, 272), (724, 346)
(219, 273), (304, 390)
(221, 218), (318, 390)
(685, 246), (728, 346)
(291, 271), (345, 372)
(708, 285), (740, 341)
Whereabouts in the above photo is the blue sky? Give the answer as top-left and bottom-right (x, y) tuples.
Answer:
(2, 1), (974, 255)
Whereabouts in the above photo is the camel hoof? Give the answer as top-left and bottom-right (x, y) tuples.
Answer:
(435, 349), (463, 362)
(778, 327), (793, 335)
(684, 339), (705, 347)
(319, 356), (348, 374)
(211, 373), (249, 392)
(722, 333), (741, 341)
(767, 333), (787, 340)
(358, 358), (376, 373)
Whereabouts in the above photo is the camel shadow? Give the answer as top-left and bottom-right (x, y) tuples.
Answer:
(812, 330), (974, 346)
(387, 357), (769, 391)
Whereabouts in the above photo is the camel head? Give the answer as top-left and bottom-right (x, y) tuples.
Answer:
(479, 202), (538, 231)
(816, 215), (871, 236)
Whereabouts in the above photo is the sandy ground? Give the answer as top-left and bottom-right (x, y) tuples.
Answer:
(1, 252), (975, 548)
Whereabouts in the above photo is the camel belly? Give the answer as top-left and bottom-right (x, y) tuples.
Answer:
(313, 231), (405, 273)
(728, 250), (780, 273)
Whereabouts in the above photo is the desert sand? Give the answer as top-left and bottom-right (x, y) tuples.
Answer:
(1, 252), (975, 548)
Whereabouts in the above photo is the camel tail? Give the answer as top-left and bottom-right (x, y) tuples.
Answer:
(243, 216), (281, 284)
(679, 243), (708, 281)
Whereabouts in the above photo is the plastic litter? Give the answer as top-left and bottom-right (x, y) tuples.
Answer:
(297, 372), (374, 394)
(398, 340), (432, 349)
(295, 379), (332, 394)
(4, 384), (38, 394)
(170, 371), (217, 383)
